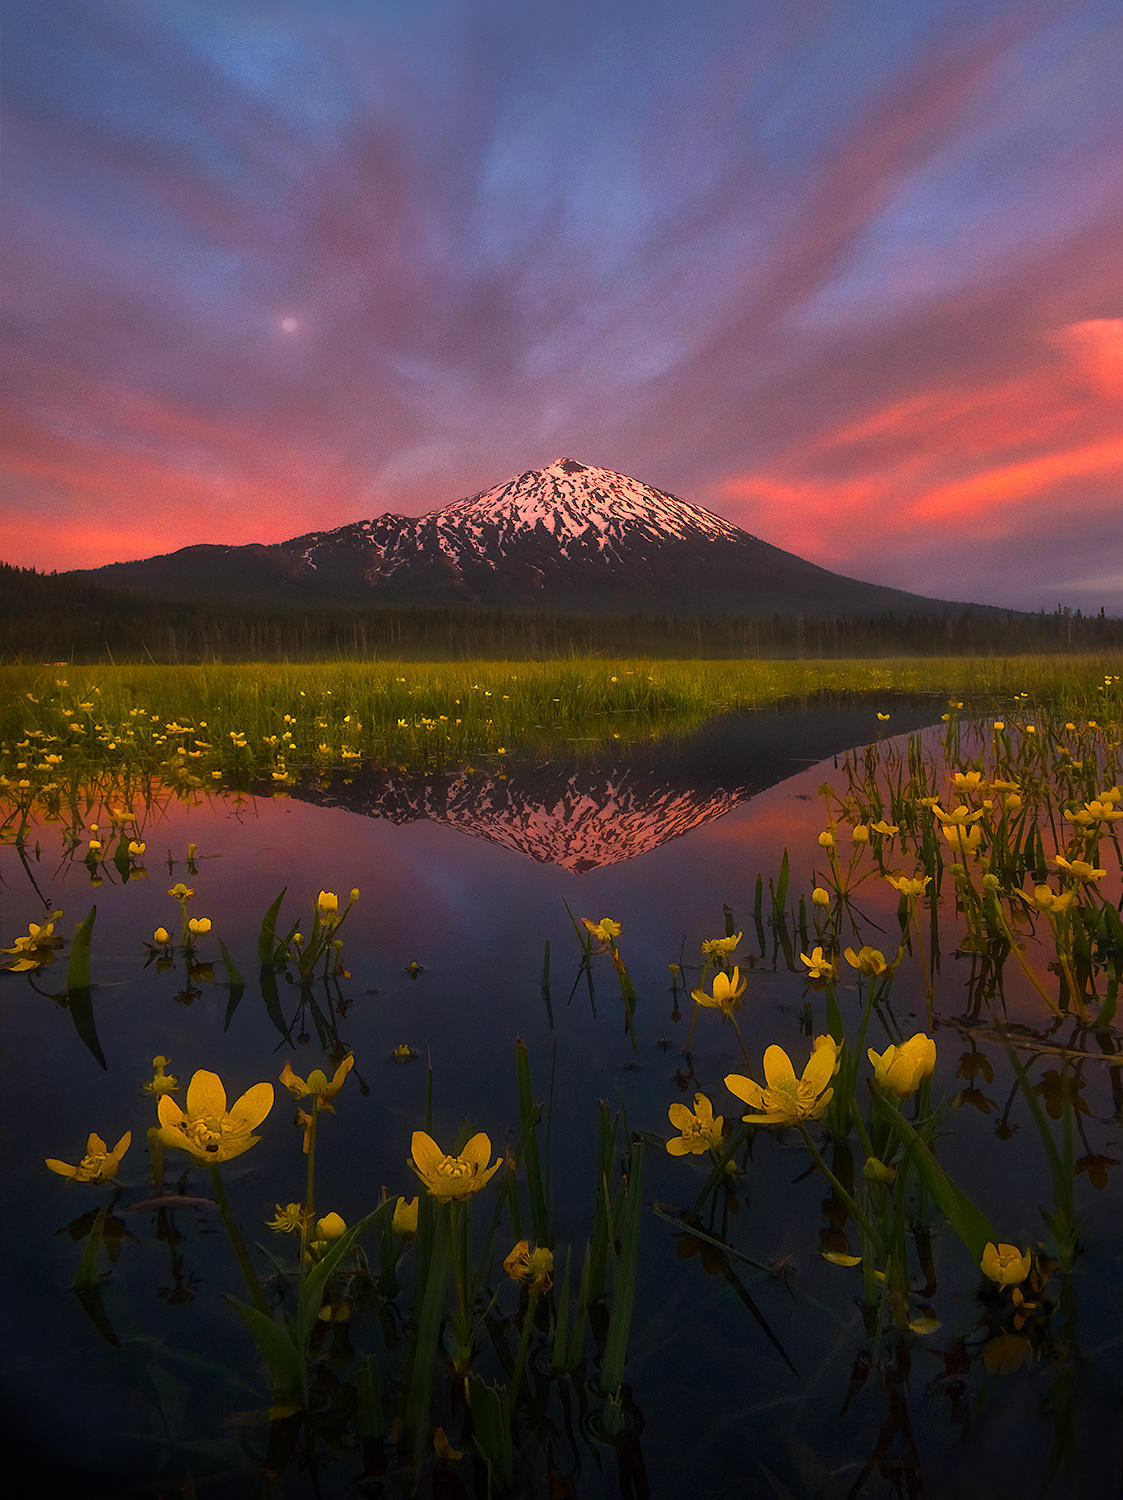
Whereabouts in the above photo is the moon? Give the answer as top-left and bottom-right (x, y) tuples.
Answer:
(280, 316), (299, 334)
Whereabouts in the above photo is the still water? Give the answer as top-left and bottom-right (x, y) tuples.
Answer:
(3, 699), (1120, 1498)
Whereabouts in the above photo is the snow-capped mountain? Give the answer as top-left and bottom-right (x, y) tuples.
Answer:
(72, 457), (980, 617)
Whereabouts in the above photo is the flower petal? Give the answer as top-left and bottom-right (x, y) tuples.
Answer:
(460, 1132), (493, 1169)
(762, 1046), (796, 1090)
(724, 1073), (768, 1110)
(410, 1131), (444, 1174)
(186, 1070), (227, 1119)
(229, 1082), (275, 1131)
(158, 1094), (187, 1129)
(800, 1041), (838, 1095)
(667, 1102), (695, 1131)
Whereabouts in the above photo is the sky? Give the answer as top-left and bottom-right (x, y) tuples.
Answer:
(2, 0), (1121, 613)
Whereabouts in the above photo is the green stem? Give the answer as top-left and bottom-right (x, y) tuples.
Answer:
(797, 1124), (880, 1251)
(299, 1102), (320, 1285)
(210, 1165), (268, 1314)
(509, 1288), (540, 1406)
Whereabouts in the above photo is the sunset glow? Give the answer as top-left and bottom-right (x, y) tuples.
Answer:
(2, 0), (1120, 609)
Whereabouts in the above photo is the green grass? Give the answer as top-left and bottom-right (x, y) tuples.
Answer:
(2, 656), (1120, 818)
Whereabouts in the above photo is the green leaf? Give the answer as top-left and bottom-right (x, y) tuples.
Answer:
(296, 1206), (386, 1352)
(886, 1106), (993, 1263)
(66, 905), (96, 992)
(258, 887), (287, 966)
(73, 1201), (109, 1292)
(224, 1295), (303, 1400)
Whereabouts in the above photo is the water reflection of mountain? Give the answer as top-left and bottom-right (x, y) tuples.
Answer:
(290, 700), (940, 872)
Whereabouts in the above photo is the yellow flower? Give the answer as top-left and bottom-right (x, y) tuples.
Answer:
(315, 1211), (347, 1241)
(317, 890), (339, 923)
(870, 819), (899, 836)
(504, 1239), (554, 1292)
(666, 1093), (724, 1155)
(850, 823), (870, 844)
(187, 916), (212, 936)
(876, 712), (890, 721)
(153, 926), (170, 946)
(582, 917), (621, 943)
(1052, 855), (1107, 883)
(700, 932), (741, 957)
(279, 1053), (355, 1103)
(867, 1033), (936, 1098)
(690, 967), (747, 1017)
(142, 1055), (179, 1095)
(952, 771), (985, 794)
(156, 1069), (274, 1163)
(3, 912), (64, 971)
(392, 1195), (419, 1237)
(168, 883), (195, 900)
(980, 1242), (1032, 1287)
(844, 945), (888, 976)
(725, 1039), (838, 1126)
(267, 1202), (310, 1233)
(932, 803), (985, 828)
(128, 840), (146, 857)
(799, 946), (835, 981)
(409, 1130), (501, 1201)
(818, 830), (835, 849)
(811, 887), (830, 907)
(1025, 884), (1075, 914)
(887, 872), (931, 899)
(46, 1130), (131, 1183)
(941, 821), (983, 855)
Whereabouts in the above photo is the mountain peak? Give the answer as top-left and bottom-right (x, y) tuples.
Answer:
(435, 458), (749, 552)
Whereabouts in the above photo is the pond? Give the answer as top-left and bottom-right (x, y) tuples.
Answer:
(3, 696), (1121, 1499)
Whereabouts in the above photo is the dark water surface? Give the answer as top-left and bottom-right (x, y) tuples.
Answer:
(2, 700), (1121, 1498)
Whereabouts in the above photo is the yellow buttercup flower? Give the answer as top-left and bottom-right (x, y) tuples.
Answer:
(1025, 884), (1075, 914)
(1052, 856), (1107, 883)
(799, 946), (835, 981)
(267, 1202), (311, 1233)
(504, 1239), (554, 1292)
(315, 1211), (347, 1241)
(142, 1055), (179, 1096)
(409, 1130), (501, 1201)
(279, 1053), (355, 1103)
(690, 967), (746, 1017)
(392, 1195), (419, 1237)
(317, 890), (339, 923)
(187, 916), (212, 936)
(867, 1033), (936, 1098)
(811, 887), (830, 907)
(725, 1039), (839, 1126)
(46, 1130), (131, 1183)
(582, 917), (622, 943)
(931, 803), (985, 828)
(870, 819), (899, 836)
(844, 945), (888, 976)
(887, 873), (931, 899)
(666, 1093), (724, 1156)
(941, 821), (983, 855)
(700, 932), (741, 957)
(156, 1069), (274, 1163)
(980, 1242), (1032, 1287)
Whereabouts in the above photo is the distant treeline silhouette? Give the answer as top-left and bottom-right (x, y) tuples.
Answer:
(2, 561), (1120, 661)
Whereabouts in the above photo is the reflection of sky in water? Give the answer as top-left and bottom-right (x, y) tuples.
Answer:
(3, 704), (1122, 1495)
